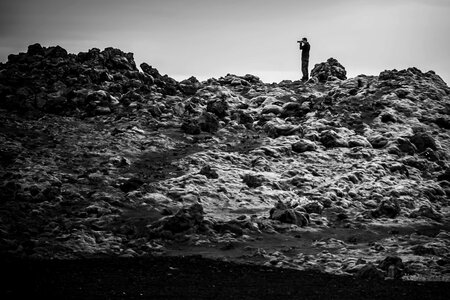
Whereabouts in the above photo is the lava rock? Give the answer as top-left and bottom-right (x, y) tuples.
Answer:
(292, 139), (317, 153)
(368, 135), (389, 149)
(261, 105), (283, 115)
(396, 137), (417, 155)
(380, 112), (398, 123)
(264, 121), (302, 138)
(356, 263), (385, 280)
(311, 58), (347, 82)
(410, 205), (443, 222)
(410, 132), (438, 152)
(179, 76), (201, 95)
(159, 203), (205, 234)
(320, 130), (348, 148)
(198, 112), (220, 133)
(140, 62), (161, 78)
(280, 102), (304, 118)
(199, 165), (219, 179)
(302, 201), (324, 214)
(120, 177), (144, 193)
(434, 117), (450, 129)
(242, 174), (265, 188)
(181, 119), (201, 135)
(235, 110), (254, 125)
(371, 199), (401, 218)
(206, 99), (229, 119)
(27, 43), (45, 56)
(438, 168), (450, 181)
(269, 201), (310, 227)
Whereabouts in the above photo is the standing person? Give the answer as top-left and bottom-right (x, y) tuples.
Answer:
(298, 37), (310, 81)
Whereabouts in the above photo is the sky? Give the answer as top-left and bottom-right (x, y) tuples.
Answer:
(1, 0), (449, 84)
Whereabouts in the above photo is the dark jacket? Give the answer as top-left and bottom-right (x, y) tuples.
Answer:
(300, 42), (310, 59)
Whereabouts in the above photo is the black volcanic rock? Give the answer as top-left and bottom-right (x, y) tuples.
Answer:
(1, 44), (450, 281)
(438, 168), (450, 181)
(292, 139), (317, 153)
(198, 112), (220, 133)
(27, 43), (45, 56)
(371, 199), (401, 218)
(206, 98), (229, 119)
(199, 165), (219, 179)
(140, 62), (161, 78)
(320, 130), (348, 148)
(181, 118), (201, 135)
(180, 76), (201, 95)
(410, 131), (438, 152)
(269, 201), (310, 227)
(311, 58), (347, 82)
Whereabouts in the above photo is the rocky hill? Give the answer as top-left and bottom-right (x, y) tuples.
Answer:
(1, 44), (450, 281)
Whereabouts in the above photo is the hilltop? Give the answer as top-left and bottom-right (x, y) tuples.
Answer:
(1, 44), (450, 284)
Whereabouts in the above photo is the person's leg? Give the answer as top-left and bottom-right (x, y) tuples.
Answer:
(302, 59), (309, 80)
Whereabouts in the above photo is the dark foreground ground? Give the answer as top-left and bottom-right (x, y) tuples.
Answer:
(1, 255), (450, 300)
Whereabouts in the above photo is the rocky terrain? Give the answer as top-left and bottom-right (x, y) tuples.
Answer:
(1, 44), (450, 283)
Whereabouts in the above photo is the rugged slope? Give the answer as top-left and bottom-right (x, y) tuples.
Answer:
(1, 44), (450, 281)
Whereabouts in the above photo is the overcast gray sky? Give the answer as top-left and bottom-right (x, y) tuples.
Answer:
(1, 0), (449, 83)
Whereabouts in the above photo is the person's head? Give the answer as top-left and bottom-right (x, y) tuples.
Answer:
(302, 37), (308, 42)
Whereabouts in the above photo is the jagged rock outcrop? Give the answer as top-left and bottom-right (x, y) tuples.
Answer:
(269, 201), (310, 227)
(0, 44), (186, 116)
(311, 57), (347, 82)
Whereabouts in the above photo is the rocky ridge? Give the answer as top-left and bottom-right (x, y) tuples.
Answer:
(1, 44), (450, 281)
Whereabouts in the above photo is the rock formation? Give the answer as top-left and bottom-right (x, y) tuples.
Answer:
(311, 57), (347, 82)
(0, 44), (449, 281)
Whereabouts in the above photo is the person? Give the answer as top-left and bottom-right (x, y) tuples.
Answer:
(299, 37), (310, 81)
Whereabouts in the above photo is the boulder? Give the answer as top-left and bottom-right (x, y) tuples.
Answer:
(368, 135), (389, 149)
(158, 203), (205, 234)
(396, 137), (417, 155)
(181, 119), (201, 135)
(261, 104), (283, 115)
(371, 199), (401, 218)
(311, 58), (347, 82)
(348, 135), (372, 148)
(269, 201), (309, 227)
(434, 117), (450, 129)
(206, 99), (229, 119)
(438, 168), (450, 181)
(264, 120), (302, 138)
(120, 177), (144, 193)
(198, 112), (220, 133)
(292, 139), (317, 153)
(410, 205), (443, 222)
(281, 102), (303, 117)
(242, 173), (265, 188)
(199, 165), (219, 179)
(179, 76), (201, 95)
(235, 110), (254, 125)
(27, 43), (45, 56)
(120, 90), (143, 106)
(356, 263), (385, 280)
(45, 45), (68, 58)
(302, 201), (324, 214)
(140, 62), (162, 78)
(320, 130), (348, 148)
(410, 132), (438, 152)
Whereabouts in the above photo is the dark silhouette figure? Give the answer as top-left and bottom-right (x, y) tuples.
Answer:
(299, 37), (310, 81)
